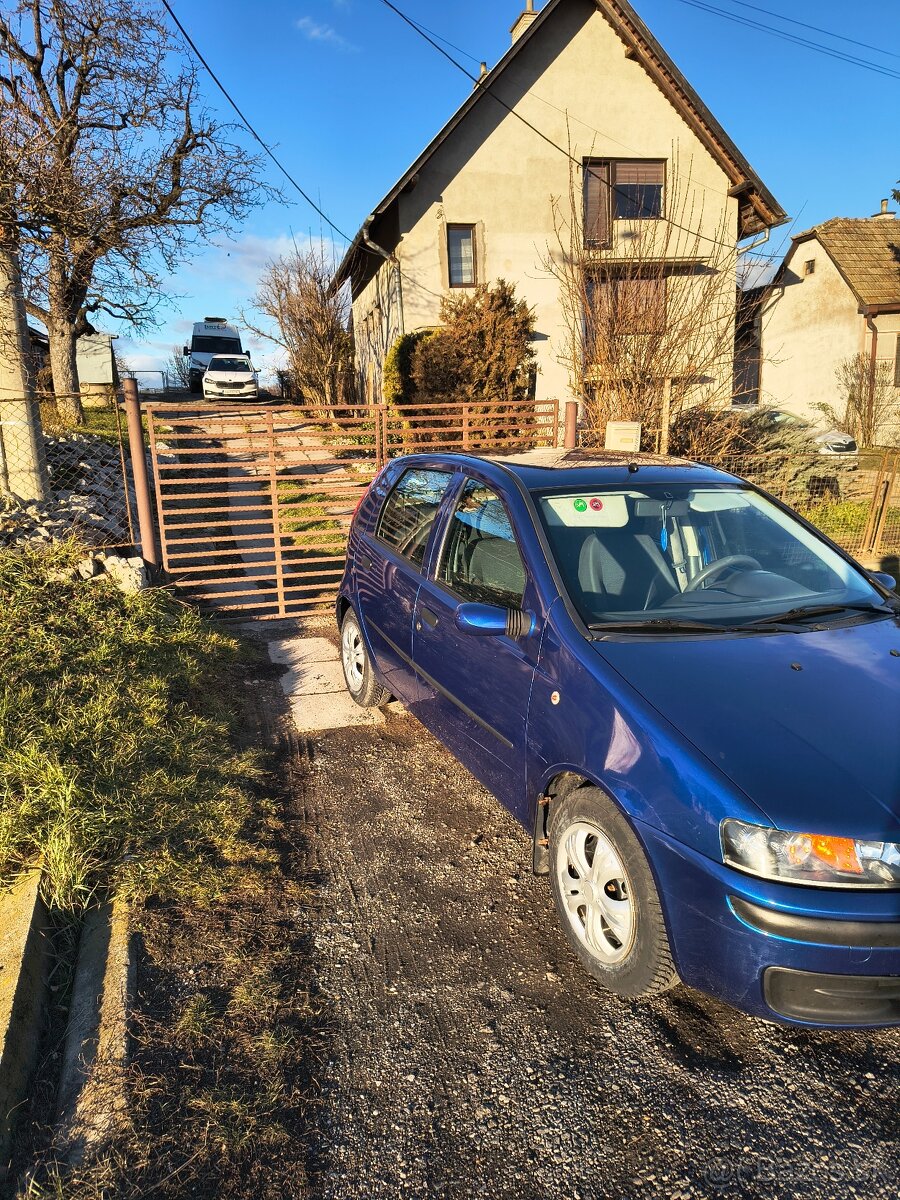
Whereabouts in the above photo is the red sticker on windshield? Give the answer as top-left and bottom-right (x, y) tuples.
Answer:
(589, 498), (604, 511)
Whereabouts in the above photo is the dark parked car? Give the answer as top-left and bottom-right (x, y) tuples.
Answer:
(337, 450), (900, 1027)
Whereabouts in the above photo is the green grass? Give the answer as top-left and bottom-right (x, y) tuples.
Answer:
(0, 541), (262, 914)
(797, 499), (871, 546)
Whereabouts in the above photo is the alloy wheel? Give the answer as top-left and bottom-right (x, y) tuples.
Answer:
(554, 820), (635, 964)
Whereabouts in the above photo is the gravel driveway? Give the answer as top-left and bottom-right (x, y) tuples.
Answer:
(281, 633), (900, 1200)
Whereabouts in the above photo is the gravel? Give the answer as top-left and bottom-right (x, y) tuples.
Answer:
(287, 692), (900, 1200)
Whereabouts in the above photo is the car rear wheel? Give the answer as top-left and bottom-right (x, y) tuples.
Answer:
(340, 609), (389, 708)
(549, 787), (679, 999)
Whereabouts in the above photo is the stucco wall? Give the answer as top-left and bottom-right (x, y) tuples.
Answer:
(759, 242), (861, 421)
(761, 241), (900, 434)
(352, 0), (740, 408)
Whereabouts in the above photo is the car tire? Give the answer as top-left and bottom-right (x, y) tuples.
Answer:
(548, 786), (679, 1000)
(340, 608), (389, 708)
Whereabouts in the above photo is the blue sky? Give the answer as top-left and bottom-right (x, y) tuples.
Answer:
(120, 0), (900, 381)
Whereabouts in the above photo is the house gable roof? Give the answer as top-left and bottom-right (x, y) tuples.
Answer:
(335, 0), (786, 288)
(791, 218), (900, 311)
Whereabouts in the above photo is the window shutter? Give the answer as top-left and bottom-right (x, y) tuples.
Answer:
(583, 162), (610, 247)
(615, 162), (664, 187)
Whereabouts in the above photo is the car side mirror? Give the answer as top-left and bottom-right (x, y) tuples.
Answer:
(182, 345), (189, 356)
(455, 602), (535, 639)
(870, 571), (897, 592)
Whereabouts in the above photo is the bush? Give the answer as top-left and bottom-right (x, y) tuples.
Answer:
(0, 543), (261, 913)
(410, 280), (535, 410)
(382, 330), (430, 407)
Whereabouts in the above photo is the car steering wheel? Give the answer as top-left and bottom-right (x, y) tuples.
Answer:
(684, 554), (761, 592)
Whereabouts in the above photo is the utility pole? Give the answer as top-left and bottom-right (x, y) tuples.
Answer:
(0, 207), (47, 501)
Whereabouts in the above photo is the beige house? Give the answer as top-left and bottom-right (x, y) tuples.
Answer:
(758, 203), (900, 428)
(334, 0), (785, 411)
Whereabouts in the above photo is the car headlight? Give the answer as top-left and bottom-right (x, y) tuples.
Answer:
(721, 819), (900, 888)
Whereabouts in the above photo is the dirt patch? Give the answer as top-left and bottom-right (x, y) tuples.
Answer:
(14, 628), (900, 1199)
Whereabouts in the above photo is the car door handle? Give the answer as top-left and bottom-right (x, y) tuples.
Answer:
(420, 606), (439, 629)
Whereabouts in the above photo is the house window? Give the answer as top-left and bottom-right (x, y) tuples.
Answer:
(589, 274), (667, 335)
(584, 160), (665, 245)
(447, 224), (477, 287)
(804, 259), (816, 276)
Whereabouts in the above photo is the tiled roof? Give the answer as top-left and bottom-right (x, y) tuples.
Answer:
(801, 218), (900, 308)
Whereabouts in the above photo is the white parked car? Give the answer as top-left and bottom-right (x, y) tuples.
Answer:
(202, 354), (259, 400)
(752, 409), (858, 458)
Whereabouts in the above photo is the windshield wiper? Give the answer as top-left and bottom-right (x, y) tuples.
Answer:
(749, 602), (899, 627)
(589, 618), (735, 635)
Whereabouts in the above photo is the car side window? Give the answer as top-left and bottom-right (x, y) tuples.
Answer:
(439, 478), (527, 609)
(375, 468), (454, 568)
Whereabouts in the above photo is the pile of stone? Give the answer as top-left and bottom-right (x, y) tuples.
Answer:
(1, 432), (131, 548)
(72, 551), (148, 594)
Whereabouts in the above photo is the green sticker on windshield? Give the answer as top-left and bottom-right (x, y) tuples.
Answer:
(573, 498), (587, 512)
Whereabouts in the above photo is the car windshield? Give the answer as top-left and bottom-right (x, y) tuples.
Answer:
(208, 357), (251, 373)
(535, 482), (890, 629)
(193, 335), (241, 354)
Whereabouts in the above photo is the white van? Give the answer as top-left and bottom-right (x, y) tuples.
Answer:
(183, 318), (243, 393)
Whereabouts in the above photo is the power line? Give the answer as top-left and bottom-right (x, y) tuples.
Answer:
(159, 0), (354, 244)
(376, 0), (774, 255)
(723, 0), (900, 62)
(676, 0), (900, 82)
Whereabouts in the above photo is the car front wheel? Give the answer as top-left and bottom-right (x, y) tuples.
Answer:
(340, 608), (389, 708)
(549, 786), (679, 999)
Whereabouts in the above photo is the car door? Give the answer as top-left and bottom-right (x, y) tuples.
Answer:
(411, 475), (542, 820)
(354, 464), (456, 704)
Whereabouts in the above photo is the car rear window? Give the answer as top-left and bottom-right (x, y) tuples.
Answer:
(375, 468), (454, 568)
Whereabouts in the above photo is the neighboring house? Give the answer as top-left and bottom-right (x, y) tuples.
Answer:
(334, 0), (785, 408)
(25, 325), (50, 392)
(759, 201), (900, 423)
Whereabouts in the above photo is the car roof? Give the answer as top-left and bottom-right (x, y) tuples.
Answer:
(402, 448), (740, 490)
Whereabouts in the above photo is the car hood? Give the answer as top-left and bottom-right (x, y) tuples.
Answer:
(593, 616), (900, 838)
(206, 371), (253, 382)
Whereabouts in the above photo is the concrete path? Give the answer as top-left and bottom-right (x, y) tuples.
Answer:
(268, 634), (387, 732)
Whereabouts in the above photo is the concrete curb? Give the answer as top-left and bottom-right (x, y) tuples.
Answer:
(0, 868), (49, 1183)
(56, 899), (136, 1163)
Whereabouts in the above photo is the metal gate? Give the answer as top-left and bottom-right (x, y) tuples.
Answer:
(145, 398), (560, 619)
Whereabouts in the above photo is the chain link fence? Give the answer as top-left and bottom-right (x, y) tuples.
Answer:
(0, 394), (135, 550)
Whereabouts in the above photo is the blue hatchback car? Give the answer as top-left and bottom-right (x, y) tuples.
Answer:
(336, 449), (900, 1027)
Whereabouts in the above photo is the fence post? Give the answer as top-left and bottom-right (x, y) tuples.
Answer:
(122, 379), (159, 568)
(563, 401), (578, 450)
(376, 403), (387, 469)
(266, 409), (287, 618)
(871, 456), (898, 558)
(463, 405), (471, 451)
(659, 377), (672, 456)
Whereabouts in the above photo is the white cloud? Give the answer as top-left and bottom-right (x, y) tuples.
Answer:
(295, 15), (357, 51)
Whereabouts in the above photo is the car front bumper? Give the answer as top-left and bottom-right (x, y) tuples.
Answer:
(203, 385), (259, 398)
(637, 820), (900, 1027)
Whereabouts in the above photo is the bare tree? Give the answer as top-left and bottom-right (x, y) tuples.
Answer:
(542, 147), (741, 450)
(243, 244), (355, 414)
(0, 0), (273, 421)
(165, 345), (191, 391)
(815, 354), (899, 449)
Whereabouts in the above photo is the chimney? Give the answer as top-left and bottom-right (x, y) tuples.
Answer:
(473, 61), (488, 88)
(871, 198), (897, 220)
(511, 1), (539, 44)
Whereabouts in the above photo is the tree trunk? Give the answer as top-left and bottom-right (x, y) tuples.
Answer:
(47, 317), (83, 423)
